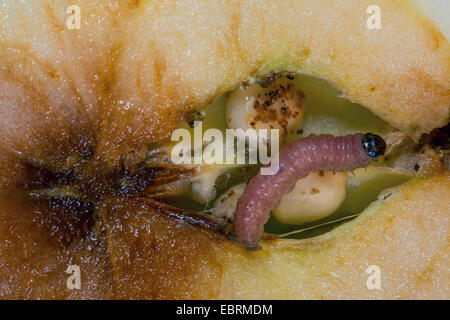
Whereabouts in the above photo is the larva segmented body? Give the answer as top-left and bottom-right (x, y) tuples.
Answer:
(234, 133), (386, 250)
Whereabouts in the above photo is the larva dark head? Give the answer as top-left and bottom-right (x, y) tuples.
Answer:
(362, 133), (386, 158)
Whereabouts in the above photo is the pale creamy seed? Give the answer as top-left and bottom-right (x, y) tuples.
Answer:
(272, 171), (347, 225)
(226, 76), (305, 144)
(211, 183), (246, 224)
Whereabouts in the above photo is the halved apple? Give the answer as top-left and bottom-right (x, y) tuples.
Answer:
(0, 0), (448, 299)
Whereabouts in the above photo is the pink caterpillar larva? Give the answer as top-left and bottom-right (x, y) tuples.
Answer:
(234, 133), (386, 251)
